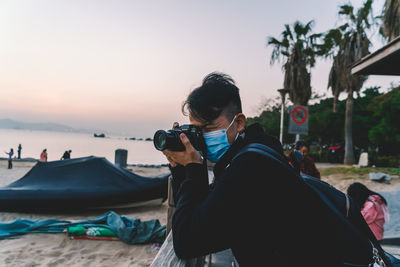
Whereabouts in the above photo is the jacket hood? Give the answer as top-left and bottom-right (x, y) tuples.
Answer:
(368, 195), (385, 205)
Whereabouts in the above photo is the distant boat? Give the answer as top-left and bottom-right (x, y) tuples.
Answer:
(129, 137), (136, 140)
(94, 133), (105, 138)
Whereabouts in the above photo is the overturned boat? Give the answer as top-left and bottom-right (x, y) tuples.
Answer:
(0, 156), (169, 212)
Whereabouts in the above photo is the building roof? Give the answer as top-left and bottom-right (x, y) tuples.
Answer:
(351, 36), (400, 76)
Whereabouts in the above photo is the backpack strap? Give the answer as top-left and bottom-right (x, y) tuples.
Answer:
(345, 194), (351, 218)
(231, 143), (365, 222)
(234, 143), (356, 214)
(234, 144), (357, 223)
(231, 143), (389, 266)
(231, 143), (295, 174)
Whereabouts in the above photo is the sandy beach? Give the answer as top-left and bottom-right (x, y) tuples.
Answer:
(0, 160), (170, 267)
(1, 160), (399, 266)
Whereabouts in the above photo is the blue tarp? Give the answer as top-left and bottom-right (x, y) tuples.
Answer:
(0, 156), (169, 212)
(0, 211), (166, 244)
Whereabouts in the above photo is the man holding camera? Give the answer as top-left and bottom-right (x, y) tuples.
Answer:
(160, 73), (346, 266)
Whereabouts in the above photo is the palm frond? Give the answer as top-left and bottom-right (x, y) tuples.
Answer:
(267, 36), (290, 64)
(380, 0), (400, 41)
(283, 24), (293, 41)
(320, 28), (343, 57)
(338, 23), (350, 32)
(267, 37), (283, 46)
(293, 21), (302, 40)
(266, 20), (321, 105)
(303, 20), (315, 35)
(339, 4), (356, 22)
(357, 0), (374, 29)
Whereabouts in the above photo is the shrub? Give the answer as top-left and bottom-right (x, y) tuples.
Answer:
(369, 155), (400, 168)
(308, 150), (330, 162)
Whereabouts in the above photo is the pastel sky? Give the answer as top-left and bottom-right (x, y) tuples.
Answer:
(1, 0), (399, 137)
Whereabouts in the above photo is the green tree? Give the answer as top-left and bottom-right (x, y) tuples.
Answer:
(248, 86), (390, 161)
(323, 26), (347, 113)
(306, 87), (380, 149)
(267, 21), (322, 106)
(246, 98), (282, 139)
(324, 0), (374, 165)
(352, 87), (381, 149)
(368, 86), (400, 155)
(380, 0), (400, 41)
(307, 98), (344, 145)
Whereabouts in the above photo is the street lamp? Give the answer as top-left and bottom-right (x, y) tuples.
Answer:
(277, 88), (290, 145)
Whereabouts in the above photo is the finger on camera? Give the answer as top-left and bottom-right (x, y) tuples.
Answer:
(180, 133), (192, 148)
(173, 122), (179, 128)
(168, 158), (177, 166)
(163, 149), (174, 156)
(169, 161), (178, 167)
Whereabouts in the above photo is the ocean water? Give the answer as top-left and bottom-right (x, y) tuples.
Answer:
(0, 129), (167, 165)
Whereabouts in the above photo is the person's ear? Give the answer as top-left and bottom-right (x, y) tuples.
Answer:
(235, 113), (246, 132)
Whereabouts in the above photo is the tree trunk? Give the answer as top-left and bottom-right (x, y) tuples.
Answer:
(333, 89), (340, 113)
(344, 91), (355, 165)
(333, 92), (339, 113)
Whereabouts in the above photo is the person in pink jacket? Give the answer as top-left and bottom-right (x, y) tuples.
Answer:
(40, 149), (48, 162)
(347, 182), (389, 241)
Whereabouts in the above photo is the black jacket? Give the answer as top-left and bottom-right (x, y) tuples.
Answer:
(170, 123), (348, 266)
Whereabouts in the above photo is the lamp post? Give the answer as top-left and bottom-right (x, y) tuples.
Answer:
(278, 88), (290, 145)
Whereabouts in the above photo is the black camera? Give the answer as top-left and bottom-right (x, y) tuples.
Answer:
(153, 124), (206, 152)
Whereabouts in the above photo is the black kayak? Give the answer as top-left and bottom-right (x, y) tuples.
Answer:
(0, 156), (169, 212)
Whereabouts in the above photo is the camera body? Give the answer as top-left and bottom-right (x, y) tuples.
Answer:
(153, 124), (206, 152)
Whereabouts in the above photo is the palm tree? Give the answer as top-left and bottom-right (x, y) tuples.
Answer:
(267, 21), (322, 106)
(324, 28), (346, 113)
(380, 0), (400, 41)
(324, 0), (374, 165)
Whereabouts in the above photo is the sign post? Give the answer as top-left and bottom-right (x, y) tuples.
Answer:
(288, 105), (309, 138)
(277, 88), (290, 144)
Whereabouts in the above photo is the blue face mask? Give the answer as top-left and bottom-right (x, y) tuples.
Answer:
(203, 116), (238, 163)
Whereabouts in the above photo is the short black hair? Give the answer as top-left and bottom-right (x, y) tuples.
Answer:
(295, 140), (309, 150)
(182, 72), (242, 123)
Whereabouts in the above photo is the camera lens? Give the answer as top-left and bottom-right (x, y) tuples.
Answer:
(153, 130), (168, 151)
(153, 129), (185, 151)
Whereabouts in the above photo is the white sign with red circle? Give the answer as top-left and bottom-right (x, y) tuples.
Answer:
(288, 105), (308, 135)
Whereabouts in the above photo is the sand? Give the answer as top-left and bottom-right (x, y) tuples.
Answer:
(0, 160), (170, 267)
(1, 160), (399, 266)
(321, 172), (400, 194)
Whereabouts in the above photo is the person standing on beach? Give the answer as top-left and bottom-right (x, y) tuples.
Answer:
(17, 144), (22, 159)
(40, 149), (48, 162)
(5, 148), (14, 169)
(160, 72), (377, 266)
(61, 150), (71, 160)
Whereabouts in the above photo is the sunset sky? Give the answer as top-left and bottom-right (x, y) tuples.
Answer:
(1, 0), (399, 137)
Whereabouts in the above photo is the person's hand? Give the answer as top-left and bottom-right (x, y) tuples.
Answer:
(164, 151), (179, 168)
(162, 133), (203, 167)
(161, 122), (180, 167)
